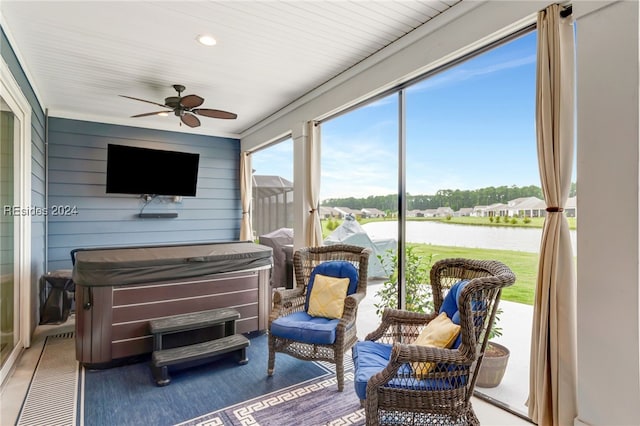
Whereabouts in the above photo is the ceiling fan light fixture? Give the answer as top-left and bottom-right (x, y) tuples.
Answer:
(121, 84), (237, 128)
(197, 34), (217, 46)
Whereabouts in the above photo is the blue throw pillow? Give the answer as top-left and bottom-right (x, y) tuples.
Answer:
(439, 280), (469, 318)
(439, 280), (469, 349)
(304, 261), (359, 312)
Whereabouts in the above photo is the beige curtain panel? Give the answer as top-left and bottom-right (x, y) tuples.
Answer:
(239, 151), (253, 241)
(528, 4), (577, 426)
(305, 121), (323, 246)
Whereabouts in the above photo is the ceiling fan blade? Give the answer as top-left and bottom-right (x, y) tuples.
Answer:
(119, 95), (169, 109)
(192, 108), (238, 120)
(131, 111), (170, 118)
(180, 94), (204, 108)
(181, 113), (201, 128)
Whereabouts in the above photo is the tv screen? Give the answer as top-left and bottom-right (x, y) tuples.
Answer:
(106, 144), (200, 196)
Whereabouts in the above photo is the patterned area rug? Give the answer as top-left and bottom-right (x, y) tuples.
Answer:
(17, 332), (364, 426)
(81, 333), (354, 426)
(179, 360), (365, 426)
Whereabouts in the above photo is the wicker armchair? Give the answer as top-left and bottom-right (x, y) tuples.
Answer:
(268, 244), (370, 391)
(353, 258), (516, 425)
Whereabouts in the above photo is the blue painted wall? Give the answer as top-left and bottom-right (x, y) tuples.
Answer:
(1, 26), (47, 330)
(47, 118), (241, 270)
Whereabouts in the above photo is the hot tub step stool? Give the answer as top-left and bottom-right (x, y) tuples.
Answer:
(149, 308), (249, 386)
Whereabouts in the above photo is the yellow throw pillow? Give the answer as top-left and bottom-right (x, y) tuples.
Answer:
(307, 274), (350, 319)
(411, 312), (461, 378)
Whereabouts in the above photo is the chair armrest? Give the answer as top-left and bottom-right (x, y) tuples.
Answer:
(364, 308), (438, 342)
(391, 342), (465, 365)
(365, 343), (470, 399)
(272, 287), (305, 305)
(345, 291), (365, 309)
(338, 291), (366, 327)
(381, 308), (438, 323)
(270, 287), (306, 322)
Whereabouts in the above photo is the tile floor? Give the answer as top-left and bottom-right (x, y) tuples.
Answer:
(1, 319), (75, 425)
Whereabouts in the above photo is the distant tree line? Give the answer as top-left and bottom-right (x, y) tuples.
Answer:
(321, 183), (577, 212)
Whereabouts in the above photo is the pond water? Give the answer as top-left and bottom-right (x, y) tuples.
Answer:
(362, 220), (577, 254)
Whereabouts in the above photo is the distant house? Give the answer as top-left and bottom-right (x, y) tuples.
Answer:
(483, 203), (509, 217)
(333, 207), (361, 219)
(418, 209), (438, 217)
(361, 208), (386, 218)
(324, 197), (576, 222)
(456, 207), (473, 217)
(319, 206), (335, 219)
(436, 207), (454, 217)
(469, 196), (577, 219)
(507, 196), (546, 218)
(471, 205), (487, 217)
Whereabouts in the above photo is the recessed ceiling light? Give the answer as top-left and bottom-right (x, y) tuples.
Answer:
(197, 34), (217, 46)
(158, 112), (169, 117)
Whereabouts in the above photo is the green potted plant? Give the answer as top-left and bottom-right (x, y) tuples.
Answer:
(374, 246), (433, 316)
(476, 307), (510, 388)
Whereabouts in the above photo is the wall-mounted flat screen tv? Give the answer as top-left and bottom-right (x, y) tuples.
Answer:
(106, 144), (200, 196)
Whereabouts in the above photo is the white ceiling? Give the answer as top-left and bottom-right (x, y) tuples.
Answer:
(1, 0), (461, 137)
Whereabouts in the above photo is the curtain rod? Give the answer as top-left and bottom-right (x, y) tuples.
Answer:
(560, 5), (572, 18)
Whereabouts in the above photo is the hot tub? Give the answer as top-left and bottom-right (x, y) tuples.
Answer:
(71, 241), (273, 367)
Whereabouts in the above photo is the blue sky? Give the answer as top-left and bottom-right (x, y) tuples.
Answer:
(251, 31), (569, 200)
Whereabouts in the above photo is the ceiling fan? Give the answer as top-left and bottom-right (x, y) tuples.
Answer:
(120, 84), (237, 128)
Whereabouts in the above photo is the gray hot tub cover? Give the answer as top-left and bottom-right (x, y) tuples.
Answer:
(72, 241), (273, 287)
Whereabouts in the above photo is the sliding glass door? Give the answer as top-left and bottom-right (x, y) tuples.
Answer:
(0, 60), (32, 385)
(404, 30), (539, 415)
(316, 29), (544, 416)
(0, 103), (17, 374)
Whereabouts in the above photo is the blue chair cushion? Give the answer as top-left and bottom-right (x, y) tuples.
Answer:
(352, 340), (465, 400)
(353, 341), (394, 400)
(270, 311), (340, 345)
(304, 261), (359, 312)
(439, 280), (469, 349)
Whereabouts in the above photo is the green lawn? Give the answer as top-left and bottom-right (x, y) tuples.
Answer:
(320, 216), (570, 306)
(407, 244), (538, 306)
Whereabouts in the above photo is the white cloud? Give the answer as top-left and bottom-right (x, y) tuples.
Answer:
(321, 128), (397, 198)
(251, 142), (293, 180)
(408, 54), (536, 94)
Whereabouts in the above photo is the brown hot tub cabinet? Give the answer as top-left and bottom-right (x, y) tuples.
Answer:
(71, 241), (273, 367)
